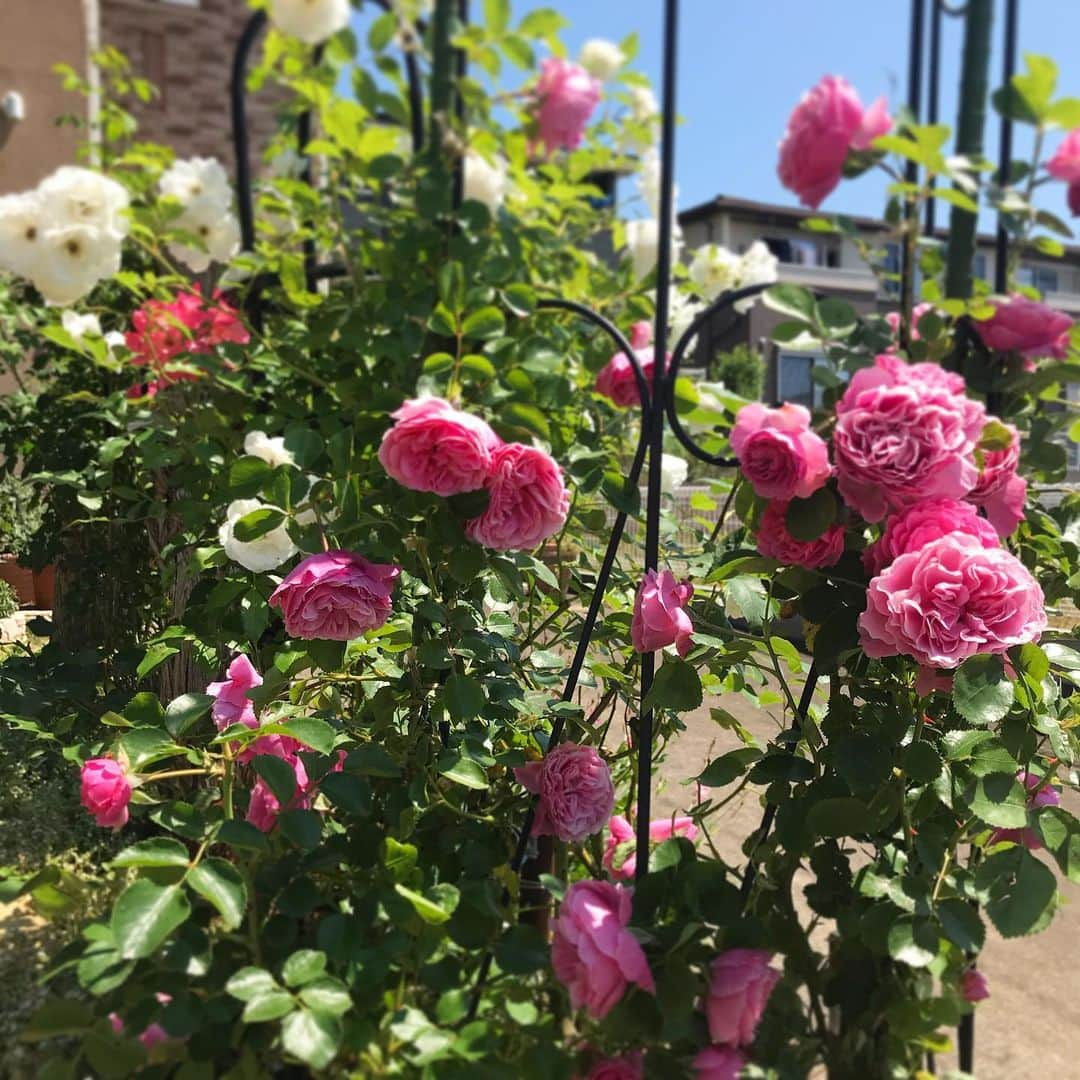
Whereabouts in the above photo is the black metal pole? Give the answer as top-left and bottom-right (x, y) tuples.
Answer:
(453, 0), (468, 210)
(900, 0), (926, 345)
(230, 11), (267, 255)
(993, 0), (1018, 295)
(925, 0), (943, 236)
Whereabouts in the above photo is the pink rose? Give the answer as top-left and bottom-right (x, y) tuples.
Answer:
(884, 302), (937, 346)
(551, 879), (655, 1019)
(859, 532), (1047, 668)
(535, 57), (601, 153)
(269, 550), (401, 640)
(378, 396), (501, 496)
(730, 403), (831, 501)
(464, 442), (570, 551)
(514, 742), (615, 843)
(756, 499), (845, 570)
(705, 948), (781, 1047)
(1069, 183), (1080, 218)
(973, 295), (1073, 359)
(989, 769), (1062, 850)
(693, 1045), (748, 1080)
(581, 1053), (644, 1080)
(777, 75), (892, 209)
(833, 355), (984, 522)
(1047, 129), (1080, 184)
(960, 969), (990, 1003)
(80, 757), (133, 829)
(631, 569), (694, 656)
(595, 322), (657, 408)
(967, 421), (1027, 538)
(602, 813), (698, 881)
(863, 497), (999, 577)
(246, 750), (311, 833)
(109, 994), (174, 1051)
(916, 666), (955, 696)
(206, 654), (262, 731)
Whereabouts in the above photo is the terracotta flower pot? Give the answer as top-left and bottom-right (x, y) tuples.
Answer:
(0, 554), (35, 606)
(33, 564), (56, 609)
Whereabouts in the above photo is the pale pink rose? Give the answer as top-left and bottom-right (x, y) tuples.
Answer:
(989, 770), (1062, 850)
(973, 295), (1073, 359)
(581, 1052), (644, 1080)
(730, 403), (831, 501)
(693, 1045), (747, 1080)
(967, 421), (1027, 538)
(80, 757), (133, 829)
(859, 532), (1047, 668)
(206, 654), (262, 731)
(631, 569), (694, 656)
(378, 396), (501, 496)
(756, 499), (845, 570)
(246, 750), (310, 833)
(269, 550), (400, 640)
(464, 442), (570, 551)
(602, 813), (698, 881)
(705, 949), (781, 1047)
(514, 742), (615, 843)
(629, 321), (652, 349)
(595, 321), (657, 408)
(535, 57), (601, 153)
(1047, 129), (1080, 184)
(550, 879), (655, 1019)
(863, 497), (999, 577)
(833, 355), (984, 522)
(778, 75), (892, 209)
(961, 969), (990, 1003)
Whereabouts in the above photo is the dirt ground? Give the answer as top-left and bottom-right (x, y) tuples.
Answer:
(648, 680), (1080, 1080)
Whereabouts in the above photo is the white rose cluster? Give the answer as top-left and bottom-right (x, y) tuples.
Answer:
(159, 157), (240, 273)
(688, 240), (779, 313)
(463, 150), (508, 215)
(0, 166), (129, 305)
(219, 498), (298, 573)
(268, 0), (351, 45)
(579, 39), (625, 81)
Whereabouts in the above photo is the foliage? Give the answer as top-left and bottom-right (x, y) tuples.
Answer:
(709, 344), (764, 401)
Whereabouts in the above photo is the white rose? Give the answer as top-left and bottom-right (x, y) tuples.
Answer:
(159, 157), (233, 217)
(688, 243), (741, 301)
(31, 223), (122, 306)
(170, 205), (240, 272)
(579, 39), (625, 81)
(666, 288), (704, 346)
(660, 454), (689, 494)
(625, 217), (682, 281)
(463, 150), (507, 214)
(219, 498), (297, 572)
(37, 166), (129, 241)
(630, 85), (658, 125)
(243, 430), (296, 470)
(0, 192), (49, 278)
(104, 330), (126, 353)
(734, 240), (779, 314)
(268, 0), (351, 45)
(61, 310), (102, 342)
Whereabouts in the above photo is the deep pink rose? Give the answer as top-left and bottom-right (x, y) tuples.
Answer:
(916, 665), (955, 697)
(581, 1052), (644, 1080)
(464, 442), (570, 551)
(595, 321), (657, 408)
(602, 813), (698, 881)
(378, 396), (501, 496)
(989, 770), (1062, 850)
(535, 57), (601, 153)
(859, 532), (1047, 668)
(693, 1046), (748, 1080)
(973, 295), (1073, 359)
(833, 355), (984, 522)
(550, 879), (655, 1019)
(777, 75), (892, 209)
(961, 969), (990, 1003)
(269, 550), (400, 640)
(1047, 129), (1080, 184)
(514, 742), (615, 843)
(884, 302), (937, 346)
(206, 654), (262, 731)
(967, 421), (1027, 538)
(730, 403), (831, 501)
(1069, 183), (1080, 218)
(756, 499), (845, 570)
(80, 757), (133, 829)
(631, 569), (694, 656)
(246, 749), (310, 833)
(705, 948), (781, 1047)
(863, 497), (999, 577)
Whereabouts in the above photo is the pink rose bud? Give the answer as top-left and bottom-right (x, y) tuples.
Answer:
(756, 499), (845, 570)
(515, 742), (615, 843)
(551, 879), (655, 1019)
(863, 497), (999, 577)
(595, 324), (659, 408)
(859, 533), (1046, 668)
(206, 654), (262, 731)
(1047, 129), (1080, 184)
(705, 948), (781, 1047)
(629, 321), (653, 349)
(110, 993), (175, 1049)
(961, 969), (990, 1003)
(973, 295), (1073, 360)
(464, 442), (570, 551)
(535, 57), (601, 153)
(581, 1052), (644, 1080)
(693, 1045), (748, 1080)
(378, 396), (501, 496)
(833, 355), (985, 523)
(884, 302), (937, 347)
(989, 769), (1062, 850)
(778, 75), (892, 209)
(80, 757), (133, 829)
(631, 568), (694, 656)
(602, 813), (698, 881)
(966, 420), (1027, 538)
(269, 550), (400, 641)
(730, 403), (831, 502)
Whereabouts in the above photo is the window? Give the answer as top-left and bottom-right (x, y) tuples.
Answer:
(879, 241), (901, 297)
(973, 252), (988, 281)
(777, 353), (822, 408)
(159, 0), (200, 6)
(1017, 265), (1060, 294)
(763, 235), (837, 268)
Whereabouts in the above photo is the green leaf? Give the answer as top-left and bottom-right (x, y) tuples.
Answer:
(343, 744), (400, 777)
(938, 898), (986, 953)
(112, 838), (191, 869)
(278, 809), (323, 850)
(785, 488), (838, 541)
(749, 753), (815, 784)
(493, 924), (549, 974)
(164, 693), (214, 738)
(229, 456), (272, 497)
(1036, 806), (1080, 883)
(763, 284), (815, 322)
(815, 297), (857, 336)
(887, 917), (940, 968)
(217, 819), (270, 852)
(977, 846), (1058, 937)
(443, 672), (485, 722)
(501, 401), (550, 439)
(252, 754), (301, 807)
(232, 507), (286, 543)
(601, 470), (641, 515)
(483, 0), (511, 34)
(437, 750), (489, 790)
(643, 659), (703, 712)
(807, 797), (869, 838)
(281, 1008), (342, 1069)
(22, 1000), (93, 1041)
(281, 716), (336, 755)
(243, 990), (297, 1023)
(111, 880), (191, 959)
(188, 858), (247, 931)
(136, 642), (180, 679)
(394, 883), (460, 925)
(952, 654), (1013, 726)
(283, 949), (327, 987)
(437, 262), (466, 313)
(226, 967), (279, 1002)
(300, 977), (353, 1017)
(902, 741), (942, 783)
(383, 836), (418, 881)
(461, 306), (506, 340)
(119, 726), (183, 769)
(970, 772), (1029, 828)
(697, 747), (762, 787)
(319, 771), (371, 815)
